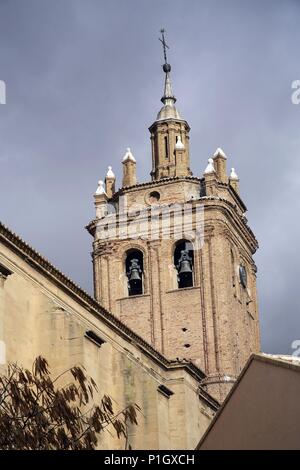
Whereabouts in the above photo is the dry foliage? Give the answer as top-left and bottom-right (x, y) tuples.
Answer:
(0, 356), (140, 450)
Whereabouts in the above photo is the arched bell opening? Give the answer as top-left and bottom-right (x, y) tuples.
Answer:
(125, 249), (144, 296)
(174, 240), (194, 289)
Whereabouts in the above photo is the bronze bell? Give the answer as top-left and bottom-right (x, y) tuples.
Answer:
(179, 259), (193, 275)
(177, 250), (193, 288)
(129, 267), (142, 282)
(127, 259), (142, 295)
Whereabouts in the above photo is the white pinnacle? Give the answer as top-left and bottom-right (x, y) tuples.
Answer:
(204, 158), (215, 174)
(106, 166), (115, 179)
(175, 135), (185, 150)
(213, 147), (227, 159)
(230, 167), (239, 180)
(122, 147), (136, 163)
(95, 180), (106, 195)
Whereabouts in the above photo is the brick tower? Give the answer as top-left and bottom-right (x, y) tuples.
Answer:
(87, 33), (260, 401)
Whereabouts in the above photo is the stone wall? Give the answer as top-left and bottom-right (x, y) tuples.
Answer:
(0, 230), (216, 449)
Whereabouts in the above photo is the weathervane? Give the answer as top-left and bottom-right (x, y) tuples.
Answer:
(159, 29), (171, 73)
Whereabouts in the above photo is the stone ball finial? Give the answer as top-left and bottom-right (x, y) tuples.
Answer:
(175, 135), (185, 150)
(230, 167), (239, 180)
(163, 63), (171, 73)
(106, 166), (115, 179)
(123, 148), (136, 163)
(95, 180), (106, 195)
(204, 158), (216, 175)
(213, 147), (227, 159)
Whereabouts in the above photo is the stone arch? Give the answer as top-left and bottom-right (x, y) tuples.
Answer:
(122, 244), (148, 297)
(173, 239), (194, 289)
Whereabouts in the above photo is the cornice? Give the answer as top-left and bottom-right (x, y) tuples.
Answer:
(113, 175), (201, 197)
(87, 195), (258, 252)
(148, 118), (190, 133)
(200, 197), (258, 252)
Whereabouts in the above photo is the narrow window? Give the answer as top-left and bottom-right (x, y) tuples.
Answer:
(174, 240), (194, 289)
(126, 250), (144, 296)
(239, 265), (247, 289)
(164, 136), (169, 159)
(231, 249), (236, 287)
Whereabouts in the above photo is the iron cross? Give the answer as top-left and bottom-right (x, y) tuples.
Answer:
(159, 28), (170, 64)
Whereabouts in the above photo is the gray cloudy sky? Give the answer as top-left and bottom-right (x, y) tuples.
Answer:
(0, 0), (299, 355)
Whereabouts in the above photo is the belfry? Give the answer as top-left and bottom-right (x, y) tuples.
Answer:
(87, 32), (260, 402)
(149, 30), (192, 180)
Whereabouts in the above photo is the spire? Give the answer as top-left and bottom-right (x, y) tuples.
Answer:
(157, 29), (181, 121)
(94, 180), (108, 219)
(213, 147), (228, 183)
(105, 166), (116, 198)
(122, 147), (137, 187)
(229, 167), (240, 194)
(149, 30), (191, 180)
(161, 66), (176, 106)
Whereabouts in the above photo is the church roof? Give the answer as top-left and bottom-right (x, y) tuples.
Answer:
(0, 220), (218, 411)
(196, 353), (300, 450)
(156, 103), (182, 121)
(260, 353), (300, 366)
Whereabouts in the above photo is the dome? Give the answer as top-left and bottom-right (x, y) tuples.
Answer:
(156, 104), (182, 121)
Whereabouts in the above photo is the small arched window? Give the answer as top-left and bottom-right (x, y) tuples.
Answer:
(174, 240), (194, 289)
(125, 250), (144, 296)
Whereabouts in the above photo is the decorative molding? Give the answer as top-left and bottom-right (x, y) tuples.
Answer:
(93, 241), (119, 257)
(114, 175), (201, 195)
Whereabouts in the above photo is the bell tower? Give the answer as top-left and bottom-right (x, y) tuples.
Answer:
(150, 30), (192, 180)
(87, 32), (260, 402)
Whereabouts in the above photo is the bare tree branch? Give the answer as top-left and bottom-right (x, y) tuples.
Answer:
(0, 356), (140, 450)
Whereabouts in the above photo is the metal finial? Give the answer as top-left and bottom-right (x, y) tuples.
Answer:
(159, 29), (171, 73)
